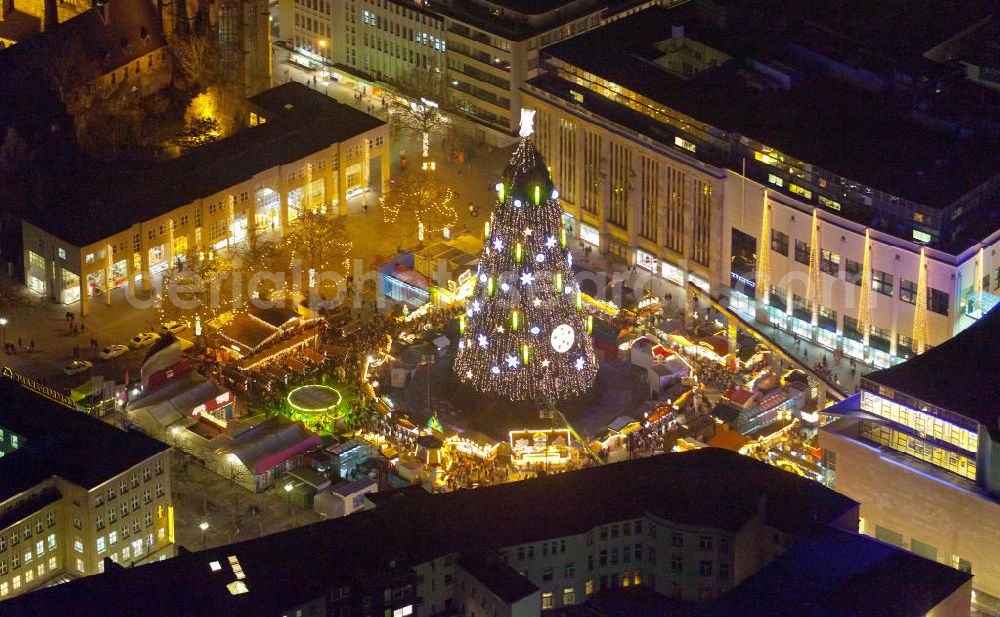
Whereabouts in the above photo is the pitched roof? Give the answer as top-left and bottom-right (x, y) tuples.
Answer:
(0, 374), (169, 502)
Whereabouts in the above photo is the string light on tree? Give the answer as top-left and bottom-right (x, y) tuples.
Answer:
(453, 110), (598, 401)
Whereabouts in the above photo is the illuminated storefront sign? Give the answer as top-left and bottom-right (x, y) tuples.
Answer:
(580, 223), (600, 246)
(635, 249), (657, 272)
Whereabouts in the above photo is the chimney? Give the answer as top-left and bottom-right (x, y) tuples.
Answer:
(0, 0), (13, 22)
(671, 24), (684, 40)
(43, 0), (57, 29)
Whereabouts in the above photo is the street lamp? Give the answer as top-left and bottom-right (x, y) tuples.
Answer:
(284, 482), (297, 527)
(0, 317), (7, 347)
(199, 520), (209, 550)
(170, 426), (180, 449)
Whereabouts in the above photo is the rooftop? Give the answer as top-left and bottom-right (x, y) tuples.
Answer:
(0, 449), (856, 616)
(0, 374), (169, 503)
(864, 304), (1000, 431)
(27, 84), (384, 248)
(696, 525), (971, 617)
(531, 3), (1000, 236)
(428, 0), (605, 41)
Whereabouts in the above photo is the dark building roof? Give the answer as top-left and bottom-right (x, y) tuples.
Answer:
(247, 82), (387, 135)
(0, 449), (856, 617)
(533, 4), (1000, 212)
(26, 85), (385, 247)
(864, 304), (1000, 431)
(696, 526), (971, 617)
(0, 0), (166, 83)
(0, 375), (169, 502)
(459, 550), (538, 603)
(427, 0), (605, 40)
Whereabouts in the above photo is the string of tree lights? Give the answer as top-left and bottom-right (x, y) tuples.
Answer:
(453, 121), (598, 402)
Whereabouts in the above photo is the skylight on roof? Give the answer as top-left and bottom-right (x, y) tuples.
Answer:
(209, 561), (221, 572)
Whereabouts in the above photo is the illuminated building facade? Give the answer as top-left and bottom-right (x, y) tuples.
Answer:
(21, 83), (389, 316)
(294, 0), (614, 143)
(0, 449), (972, 616)
(522, 3), (1000, 363)
(820, 304), (1000, 612)
(0, 374), (174, 602)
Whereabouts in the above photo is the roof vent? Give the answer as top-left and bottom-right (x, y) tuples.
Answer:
(283, 103), (294, 110)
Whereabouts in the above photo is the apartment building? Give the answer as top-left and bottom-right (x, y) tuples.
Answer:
(0, 448), (973, 616)
(283, 0), (613, 144)
(21, 82), (388, 316)
(820, 304), (1000, 614)
(522, 2), (1000, 364)
(0, 372), (174, 602)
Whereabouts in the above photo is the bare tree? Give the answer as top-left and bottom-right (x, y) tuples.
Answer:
(171, 31), (222, 90)
(387, 96), (449, 158)
(379, 166), (457, 246)
(283, 209), (353, 274)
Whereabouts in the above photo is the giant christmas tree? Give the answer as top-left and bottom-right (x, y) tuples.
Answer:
(453, 113), (598, 401)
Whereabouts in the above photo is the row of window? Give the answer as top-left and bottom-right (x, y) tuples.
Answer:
(771, 230), (950, 314)
(0, 557), (58, 598)
(0, 514), (55, 553)
(0, 535), (56, 577)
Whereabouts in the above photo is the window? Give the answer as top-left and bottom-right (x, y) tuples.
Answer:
(900, 279), (917, 304)
(155, 483), (164, 498)
(143, 489), (152, 504)
(74, 539), (83, 553)
(699, 536), (713, 551)
(109, 531), (118, 545)
(671, 555), (682, 573)
(0, 537), (5, 552)
(911, 538), (937, 561)
(144, 512), (153, 528)
(928, 288), (949, 315)
(563, 587), (576, 605)
(872, 270), (893, 296)
(541, 592), (554, 610)
(768, 173), (784, 188)
(97, 537), (106, 553)
(845, 259), (862, 285)
(875, 525), (904, 547)
(699, 560), (713, 577)
(76, 559), (85, 573)
(599, 550), (607, 566)
(542, 567), (553, 581)
(950, 554), (972, 574)
(789, 184), (812, 200)
(771, 230), (789, 256)
(818, 195), (841, 211)
(585, 579), (594, 595)
(46, 534), (55, 550)
(57, 247), (66, 260)
(565, 563), (575, 578)
(794, 240), (810, 265)
(671, 532), (683, 547)
(819, 249), (840, 276)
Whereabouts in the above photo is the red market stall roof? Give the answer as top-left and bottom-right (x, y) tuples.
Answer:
(218, 417), (322, 476)
(723, 387), (756, 408)
(699, 335), (730, 357)
(651, 344), (674, 359)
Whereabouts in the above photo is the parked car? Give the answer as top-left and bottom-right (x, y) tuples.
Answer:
(160, 320), (189, 335)
(129, 332), (160, 349)
(64, 360), (93, 376)
(98, 344), (129, 360)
